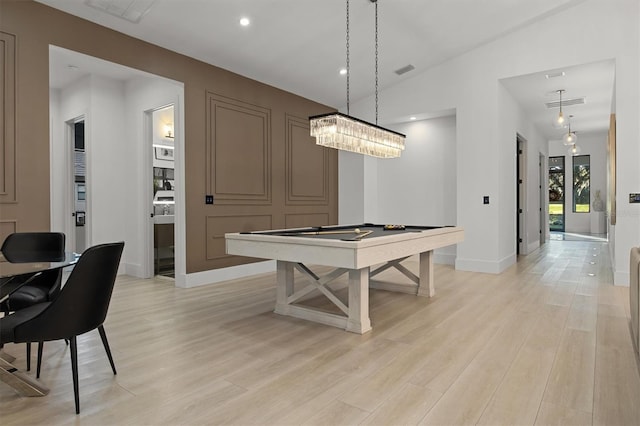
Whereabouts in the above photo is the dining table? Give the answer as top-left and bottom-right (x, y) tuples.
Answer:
(0, 251), (79, 397)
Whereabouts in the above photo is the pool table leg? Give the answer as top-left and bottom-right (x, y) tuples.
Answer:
(275, 260), (294, 315)
(346, 268), (372, 334)
(417, 250), (435, 297)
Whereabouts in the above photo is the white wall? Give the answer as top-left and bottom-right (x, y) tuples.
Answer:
(549, 131), (608, 234)
(338, 152), (366, 224)
(88, 76), (128, 246)
(339, 115), (458, 264)
(379, 116), (457, 226)
(51, 73), (182, 278)
(51, 75), (127, 252)
(377, 116), (457, 264)
(343, 0), (639, 283)
(51, 76), (90, 248)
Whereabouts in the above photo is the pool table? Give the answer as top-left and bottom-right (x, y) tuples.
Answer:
(225, 223), (464, 334)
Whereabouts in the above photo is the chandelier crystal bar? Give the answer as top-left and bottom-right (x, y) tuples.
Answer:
(310, 112), (405, 159)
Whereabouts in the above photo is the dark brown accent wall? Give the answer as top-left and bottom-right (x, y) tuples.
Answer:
(0, 1), (337, 272)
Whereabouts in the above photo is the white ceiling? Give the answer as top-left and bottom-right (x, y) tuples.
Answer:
(501, 60), (615, 142)
(40, 0), (613, 141)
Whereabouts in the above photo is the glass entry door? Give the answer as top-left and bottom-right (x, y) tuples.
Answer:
(549, 156), (565, 232)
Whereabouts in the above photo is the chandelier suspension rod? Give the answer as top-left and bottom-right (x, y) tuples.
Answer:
(374, 0), (378, 125)
(559, 89), (563, 116)
(346, 0), (350, 115)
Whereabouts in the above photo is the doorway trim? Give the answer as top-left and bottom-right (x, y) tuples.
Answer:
(539, 153), (546, 246)
(516, 133), (527, 256)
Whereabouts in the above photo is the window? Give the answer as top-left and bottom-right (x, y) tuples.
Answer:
(573, 155), (590, 213)
(549, 156), (565, 231)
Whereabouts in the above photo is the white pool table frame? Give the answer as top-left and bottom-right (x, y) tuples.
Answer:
(225, 225), (464, 334)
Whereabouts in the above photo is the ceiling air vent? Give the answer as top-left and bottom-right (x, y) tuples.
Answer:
(85, 0), (156, 23)
(394, 64), (415, 75)
(545, 71), (565, 79)
(545, 97), (586, 109)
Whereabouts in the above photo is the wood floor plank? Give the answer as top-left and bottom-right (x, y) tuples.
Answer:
(301, 400), (370, 426)
(477, 347), (556, 425)
(535, 401), (593, 426)
(419, 309), (538, 425)
(542, 328), (596, 414)
(593, 308), (640, 425)
(2, 239), (639, 425)
(361, 383), (442, 425)
(566, 293), (598, 332)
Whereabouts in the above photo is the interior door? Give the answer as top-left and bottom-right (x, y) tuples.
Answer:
(516, 135), (526, 256)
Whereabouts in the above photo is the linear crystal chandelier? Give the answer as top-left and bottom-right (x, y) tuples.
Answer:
(310, 0), (405, 159)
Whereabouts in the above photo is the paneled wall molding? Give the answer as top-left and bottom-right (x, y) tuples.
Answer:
(205, 214), (272, 262)
(205, 92), (272, 205)
(284, 213), (330, 229)
(0, 31), (17, 203)
(285, 114), (330, 206)
(0, 219), (17, 242)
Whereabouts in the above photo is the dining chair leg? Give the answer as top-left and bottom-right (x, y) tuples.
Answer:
(69, 336), (80, 414)
(98, 325), (117, 375)
(36, 342), (44, 379)
(26, 342), (31, 371)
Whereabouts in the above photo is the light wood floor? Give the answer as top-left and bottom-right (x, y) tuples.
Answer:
(2, 240), (640, 425)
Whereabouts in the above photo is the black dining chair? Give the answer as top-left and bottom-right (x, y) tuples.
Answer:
(0, 232), (66, 371)
(0, 241), (124, 414)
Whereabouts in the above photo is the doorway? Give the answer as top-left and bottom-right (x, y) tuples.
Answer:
(69, 117), (88, 253)
(149, 105), (176, 278)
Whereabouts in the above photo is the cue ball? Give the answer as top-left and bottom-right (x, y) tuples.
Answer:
(354, 228), (360, 233)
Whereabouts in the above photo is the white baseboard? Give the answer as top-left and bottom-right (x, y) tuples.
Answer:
(434, 253), (456, 265)
(499, 253), (517, 272)
(614, 270), (630, 287)
(527, 240), (540, 255)
(455, 258), (501, 274)
(455, 253), (516, 274)
(123, 262), (144, 278)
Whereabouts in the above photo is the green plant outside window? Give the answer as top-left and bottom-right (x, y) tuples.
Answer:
(573, 155), (590, 213)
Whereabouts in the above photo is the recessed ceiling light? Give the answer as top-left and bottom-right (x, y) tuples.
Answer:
(410, 116), (417, 120)
(240, 17), (250, 26)
(67, 65), (79, 70)
(339, 68), (347, 75)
